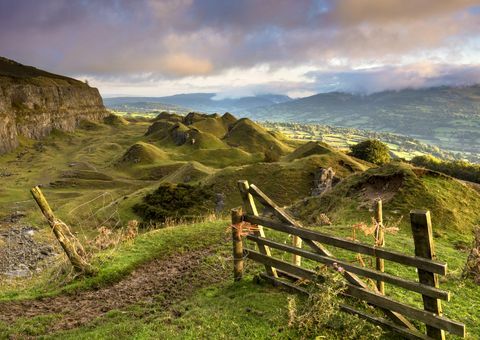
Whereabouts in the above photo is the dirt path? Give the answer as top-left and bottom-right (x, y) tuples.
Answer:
(0, 248), (225, 333)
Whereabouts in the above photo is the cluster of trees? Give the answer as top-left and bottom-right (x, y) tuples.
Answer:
(411, 155), (480, 184)
(349, 139), (391, 165)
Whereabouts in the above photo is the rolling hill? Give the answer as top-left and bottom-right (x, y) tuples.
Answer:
(252, 85), (480, 155)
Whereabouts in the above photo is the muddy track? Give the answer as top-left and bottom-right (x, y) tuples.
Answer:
(0, 248), (225, 333)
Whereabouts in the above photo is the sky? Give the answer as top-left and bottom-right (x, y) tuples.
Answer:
(1, 0), (480, 98)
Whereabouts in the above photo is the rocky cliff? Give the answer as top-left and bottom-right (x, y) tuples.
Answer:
(0, 57), (108, 154)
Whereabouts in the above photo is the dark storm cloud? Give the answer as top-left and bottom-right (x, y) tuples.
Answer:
(0, 0), (479, 94)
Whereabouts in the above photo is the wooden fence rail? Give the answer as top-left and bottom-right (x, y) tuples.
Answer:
(232, 180), (466, 339)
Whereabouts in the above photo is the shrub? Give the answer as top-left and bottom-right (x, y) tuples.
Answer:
(287, 268), (383, 338)
(350, 139), (391, 165)
(411, 155), (480, 184)
(463, 226), (480, 284)
(133, 183), (215, 224)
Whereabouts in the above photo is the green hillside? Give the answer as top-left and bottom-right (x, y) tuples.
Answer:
(224, 118), (292, 155)
(254, 86), (480, 155)
(293, 162), (480, 234)
(118, 142), (169, 165)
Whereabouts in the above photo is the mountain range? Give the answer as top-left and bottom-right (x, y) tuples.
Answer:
(105, 86), (480, 155)
(252, 86), (480, 154)
(104, 93), (291, 114)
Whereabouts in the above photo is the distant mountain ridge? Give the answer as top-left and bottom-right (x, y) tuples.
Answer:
(105, 85), (480, 155)
(252, 85), (480, 154)
(104, 93), (291, 113)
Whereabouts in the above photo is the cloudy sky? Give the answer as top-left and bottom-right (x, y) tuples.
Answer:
(1, 0), (480, 98)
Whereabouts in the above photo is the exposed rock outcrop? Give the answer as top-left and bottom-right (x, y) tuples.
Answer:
(311, 167), (340, 196)
(0, 57), (108, 154)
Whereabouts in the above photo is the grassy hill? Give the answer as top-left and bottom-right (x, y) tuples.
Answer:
(293, 162), (480, 235)
(253, 85), (480, 155)
(224, 118), (292, 155)
(0, 56), (82, 85)
(117, 142), (169, 165)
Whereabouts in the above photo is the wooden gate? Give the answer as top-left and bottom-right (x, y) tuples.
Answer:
(231, 180), (466, 339)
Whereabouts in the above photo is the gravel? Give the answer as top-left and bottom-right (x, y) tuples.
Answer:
(0, 226), (57, 277)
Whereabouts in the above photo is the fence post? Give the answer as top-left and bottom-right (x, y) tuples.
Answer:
(231, 208), (244, 281)
(410, 210), (445, 340)
(375, 199), (385, 294)
(292, 236), (302, 266)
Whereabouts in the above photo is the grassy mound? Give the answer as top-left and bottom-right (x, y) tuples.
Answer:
(103, 114), (130, 126)
(293, 162), (480, 234)
(184, 112), (219, 125)
(191, 117), (229, 138)
(224, 118), (292, 155)
(145, 120), (178, 139)
(188, 113), (237, 138)
(118, 142), (169, 165)
(201, 154), (367, 209)
(153, 111), (184, 123)
(267, 129), (288, 141)
(149, 124), (227, 150)
(221, 112), (238, 126)
(286, 141), (339, 161)
(183, 129), (227, 149)
(147, 112), (236, 146)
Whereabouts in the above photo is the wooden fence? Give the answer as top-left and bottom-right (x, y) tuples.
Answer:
(231, 180), (466, 340)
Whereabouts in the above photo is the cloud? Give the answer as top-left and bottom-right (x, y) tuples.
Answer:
(332, 0), (479, 24)
(0, 0), (479, 95)
(161, 53), (213, 76)
(308, 63), (480, 94)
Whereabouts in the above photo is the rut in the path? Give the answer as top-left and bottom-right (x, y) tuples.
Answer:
(0, 248), (226, 333)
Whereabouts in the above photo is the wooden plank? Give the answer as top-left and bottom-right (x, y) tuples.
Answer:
(245, 249), (318, 282)
(248, 184), (303, 266)
(411, 210), (446, 340)
(244, 214), (447, 275)
(231, 208), (244, 281)
(238, 180), (277, 278)
(248, 235), (450, 300)
(292, 234), (302, 266)
(375, 199), (385, 294)
(340, 304), (432, 340)
(346, 284), (465, 337)
(259, 273), (310, 295)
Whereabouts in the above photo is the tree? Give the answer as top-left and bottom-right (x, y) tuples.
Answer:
(350, 139), (391, 165)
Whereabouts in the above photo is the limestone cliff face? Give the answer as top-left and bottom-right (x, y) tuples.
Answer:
(0, 57), (108, 154)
